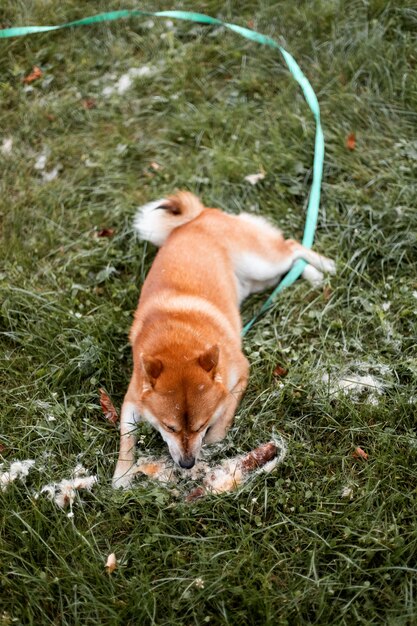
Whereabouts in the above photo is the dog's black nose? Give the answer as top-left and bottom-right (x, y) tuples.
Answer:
(179, 457), (195, 469)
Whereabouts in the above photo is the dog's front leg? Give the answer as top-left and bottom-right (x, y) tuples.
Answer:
(112, 398), (141, 489)
(205, 376), (248, 444)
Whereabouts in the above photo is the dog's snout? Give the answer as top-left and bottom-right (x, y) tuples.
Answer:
(179, 457), (195, 469)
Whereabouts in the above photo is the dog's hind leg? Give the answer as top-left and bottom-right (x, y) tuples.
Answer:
(286, 240), (336, 275)
(232, 214), (335, 298)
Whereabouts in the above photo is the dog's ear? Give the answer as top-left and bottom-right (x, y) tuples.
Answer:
(198, 345), (219, 374)
(140, 354), (163, 384)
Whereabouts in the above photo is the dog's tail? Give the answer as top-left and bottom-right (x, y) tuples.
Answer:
(133, 191), (205, 247)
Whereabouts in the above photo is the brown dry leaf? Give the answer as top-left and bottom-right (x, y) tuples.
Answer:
(95, 227), (115, 238)
(353, 446), (368, 461)
(0, 442), (7, 454)
(346, 132), (356, 151)
(323, 285), (332, 301)
(99, 389), (119, 424)
(105, 553), (117, 574)
(23, 66), (43, 84)
(82, 98), (97, 110)
(273, 365), (288, 379)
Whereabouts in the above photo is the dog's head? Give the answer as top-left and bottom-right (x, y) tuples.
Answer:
(138, 345), (227, 468)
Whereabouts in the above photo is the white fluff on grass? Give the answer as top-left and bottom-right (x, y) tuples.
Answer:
(0, 460), (35, 491)
(39, 465), (97, 513)
(1, 137), (13, 156)
(341, 486), (354, 500)
(244, 172), (265, 185)
(33, 149), (61, 182)
(102, 66), (156, 97)
(323, 364), (388, 405)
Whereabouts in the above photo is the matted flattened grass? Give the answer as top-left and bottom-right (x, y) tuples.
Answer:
(1, 1), (416, 624)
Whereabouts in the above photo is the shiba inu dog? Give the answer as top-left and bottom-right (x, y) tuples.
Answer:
(112, 191), (335, 488)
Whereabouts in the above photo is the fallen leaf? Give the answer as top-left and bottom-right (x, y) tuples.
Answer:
(150, 161), (162, 171)
(353, 446), (368, 460)
(95, 227), (115, 238)
(247, 20), (254, 29)
(23, 66), (43, 84)
(105, 553), (117, 574)
(82, 98), (97, 110)
(273, 365), (288, 378)
(0, 443), (7, 454)
(99, 389), (119, 424)
(323, 285), (332, 301)
(346, 132), (356, 151)
(244, 172), (265, 185)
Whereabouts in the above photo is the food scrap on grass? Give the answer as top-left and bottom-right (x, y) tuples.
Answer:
(120, 439), (287, 501)
(105, 553), (117, 574)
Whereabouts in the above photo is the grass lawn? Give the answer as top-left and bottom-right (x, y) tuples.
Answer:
(1, 0), (416, 624)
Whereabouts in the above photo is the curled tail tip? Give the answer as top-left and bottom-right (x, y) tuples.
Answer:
(165, 190), (204, 217)
(133, 191), (204, 247)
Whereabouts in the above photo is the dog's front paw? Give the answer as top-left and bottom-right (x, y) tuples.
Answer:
(112, 465), (135, 489)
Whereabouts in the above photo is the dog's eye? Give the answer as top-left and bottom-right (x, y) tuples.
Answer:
(165, 424), (177, 433)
